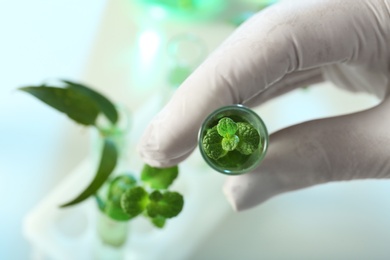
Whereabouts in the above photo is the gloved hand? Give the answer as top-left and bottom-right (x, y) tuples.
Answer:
(138, 0), (390, 211)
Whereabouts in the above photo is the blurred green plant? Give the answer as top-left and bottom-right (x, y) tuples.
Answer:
(20, 81), (184, 228)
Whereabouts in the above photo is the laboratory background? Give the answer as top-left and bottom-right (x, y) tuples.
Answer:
(1, 0), (390, 259)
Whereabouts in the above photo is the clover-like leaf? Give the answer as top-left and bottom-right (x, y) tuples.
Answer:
(146, 190), (184, 219)
(217, 117), (238, 138)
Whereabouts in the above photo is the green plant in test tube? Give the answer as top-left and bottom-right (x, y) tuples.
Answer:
(199, 105), (268, 175)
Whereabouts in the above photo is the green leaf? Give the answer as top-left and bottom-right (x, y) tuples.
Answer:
(146, 191), (184, 219)
(235, 122), (260, 155)
(120, 186), (149, 218)
(20, 86), (100, 126)
(60, 138), (118, 207)
(63, 80), (118, 124)
(202, 126), (227, 160)
(221, 135), (239, 151)
(150, 216), (166, 228)
(217, 117), (238, 138)
(141, 164), (179, 190)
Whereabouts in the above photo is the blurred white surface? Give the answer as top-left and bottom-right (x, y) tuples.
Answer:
(3, 0), (390, 259)
(0, 1), (106, 259)
(191, 180), (390, 260)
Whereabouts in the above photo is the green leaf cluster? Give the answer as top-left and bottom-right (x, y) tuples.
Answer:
(203, 117), (260, 161)
(217, 118), (240, 151)
(97, 165), (184, 228)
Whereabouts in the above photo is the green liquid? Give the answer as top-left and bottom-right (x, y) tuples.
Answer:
(214, 150), (250, 168)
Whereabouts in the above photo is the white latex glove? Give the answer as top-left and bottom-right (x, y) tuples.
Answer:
(138, 0), (390, 211)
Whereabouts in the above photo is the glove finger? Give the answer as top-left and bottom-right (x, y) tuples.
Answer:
(243, 67), (323, 107)
(138, 0), (387, 166)
(223, 98), (390, 211)
(138, 68), (323, 167)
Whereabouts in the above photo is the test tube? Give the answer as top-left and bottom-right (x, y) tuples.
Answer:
(198, 105), (268, 175)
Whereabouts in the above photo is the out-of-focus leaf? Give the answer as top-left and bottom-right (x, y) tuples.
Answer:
(63, 80), (118, 124)
(104, 201), (132, 221)
(60, 138), (118, 207)
(107, 174), (137, 203)
(141, 164), (179, 190)
(20, 81), (118, 126)
(151, 216), (166, 228)
(20, 86), (100, 125)
(146, 190), (184, 219)
(100, 174), (137, 221)
(120, 186), (149, 218)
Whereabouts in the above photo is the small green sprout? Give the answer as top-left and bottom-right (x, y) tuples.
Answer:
(146, 190), (184, 219)
(202, 117), (260, 161)
(218, 118), (240, 151)
(217, 117), (238, 137)
(141, 164), (178, 190)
